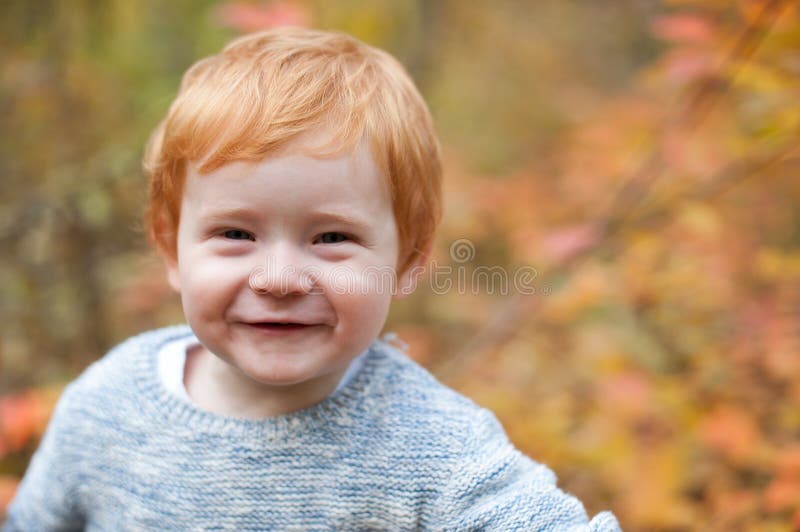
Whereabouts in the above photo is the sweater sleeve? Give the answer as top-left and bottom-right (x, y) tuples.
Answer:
(432, 409), (621, 531)
(3, 384), (86, 532)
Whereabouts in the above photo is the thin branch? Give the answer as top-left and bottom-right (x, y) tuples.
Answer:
(597, 0), (789, 242)
(437, 141), (795, 380)
(438, 2), (794, 379)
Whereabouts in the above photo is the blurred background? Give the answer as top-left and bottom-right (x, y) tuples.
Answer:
(1, 0), (799, 529)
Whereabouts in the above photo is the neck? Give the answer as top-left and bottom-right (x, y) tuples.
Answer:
(184, 345), (346, 419)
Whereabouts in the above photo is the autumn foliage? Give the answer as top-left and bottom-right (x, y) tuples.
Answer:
(2, 1), (799, 529)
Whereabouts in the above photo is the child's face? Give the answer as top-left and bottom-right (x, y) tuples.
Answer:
(167, 135), (413, 397)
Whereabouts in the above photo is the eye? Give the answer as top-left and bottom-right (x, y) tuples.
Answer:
(223, 229), (254, 241)
(316, 232), (349, 244)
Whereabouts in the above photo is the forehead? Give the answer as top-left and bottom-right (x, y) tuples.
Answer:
(182, 136), (393, 219)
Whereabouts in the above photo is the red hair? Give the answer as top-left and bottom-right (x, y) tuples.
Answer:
(144, 27), (442, 274)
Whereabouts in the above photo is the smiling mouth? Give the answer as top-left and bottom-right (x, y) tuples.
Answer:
(248, 322), (312, 331)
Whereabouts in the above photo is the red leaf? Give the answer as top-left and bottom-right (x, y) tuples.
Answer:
(215, 1), (310, 33)
(540, 223), (601, 264)
(660, 48), (717, 85)
(598, 371), (653, 419)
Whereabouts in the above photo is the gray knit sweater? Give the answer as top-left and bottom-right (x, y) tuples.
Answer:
(4, 326), (621, 531)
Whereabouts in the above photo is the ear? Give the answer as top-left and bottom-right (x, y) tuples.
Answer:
(164, 253), (181, 293)
(395, 246), (431, 299)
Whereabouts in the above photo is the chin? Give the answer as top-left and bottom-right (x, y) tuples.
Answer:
(239, 363), (322, 388)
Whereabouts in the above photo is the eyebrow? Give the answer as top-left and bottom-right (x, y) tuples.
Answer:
(308, 211), (372, 231)
(199, 207), (373, 230)
(198, 207), (260, 224)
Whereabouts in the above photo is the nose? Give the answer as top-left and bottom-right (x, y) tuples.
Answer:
(248, 244), (317, 296)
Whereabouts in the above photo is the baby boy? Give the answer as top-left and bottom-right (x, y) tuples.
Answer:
(5, 28), (621, 530)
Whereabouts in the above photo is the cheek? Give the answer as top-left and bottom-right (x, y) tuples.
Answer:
(329, 288), (393, 336)
(178, 258), (246, 314)
(317, 259), (399, 297)
(317, 261), (396, 329)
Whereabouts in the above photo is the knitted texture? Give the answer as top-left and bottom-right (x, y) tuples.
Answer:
(5, 326), (621, 531)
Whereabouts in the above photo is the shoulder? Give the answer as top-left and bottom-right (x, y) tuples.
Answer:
(54, 325), (192, 423)
(366, 341), (551, 483)
(364, 341), (622, 531)
(365, 338), (484, 415)
(361, 339), (499, 442)
(32, 325), (195, 480)
(356, 339), (540, 476)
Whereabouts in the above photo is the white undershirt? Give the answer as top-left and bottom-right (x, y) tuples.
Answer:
(156, 336), (367, 404)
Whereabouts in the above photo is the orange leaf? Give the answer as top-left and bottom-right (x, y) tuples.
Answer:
(764, 476), (800, 514)
(700, 406), (760, 462)
(0, 390), (55, 453)
(0, 394), (37, 452)
(0, 475), (19, 513)
(651, 14), (715, 44)
(776, 446), (800, 478)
